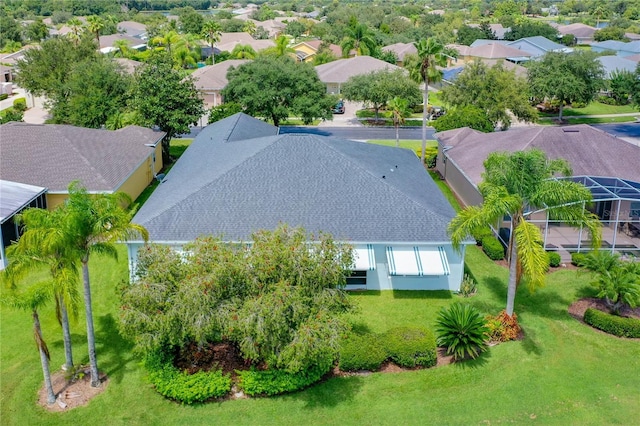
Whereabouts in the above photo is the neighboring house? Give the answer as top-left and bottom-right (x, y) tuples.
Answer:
(190, 59), (248, 108)
(557, 23), (597, 44)
(292, 40), (342, 62)
(451, 42), (532, 63)
(467, 23), (509, 40)
(382, 42), (417, 66)
(438, 58), (527, 87)
(626, 33), (640, 41)
(128, 113), (468, 291)
(113, 57), (143, 75)
(591, 40), (640, 57)
(505, 36), (573, 58)
(0, 180), (47, 269)
(99, 33), (146, 54)
(435, 125), (640, 257)
(0, 49), (30, 82)
(117, 20), (147, 39)
(216, 32), (275, 54)
(597, 55), (638, 79)
(315, 56), (402, 94)
(0, 122), (165, 209)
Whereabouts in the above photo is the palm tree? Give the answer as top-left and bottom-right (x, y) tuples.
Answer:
(201, 20), (222, 63)
(231, 44), (256, 59)
(66, 18), (84, 47)
(448, 149), (601, 316)
(340, 22), (376, 57)
(387, 97), (411, 147)
(151, 30), (182, 55)
(410, 38), (447, 164)
(113, 39), (131, 58)
(242, 20), (257, 36)
(1, 283), (56, 404)
(64, 182), (149, 387)
(86, 15), (105, 45)
(269, 35), (295, 57)
(5, 208), (81, 371)
(174, 46), (198, 68)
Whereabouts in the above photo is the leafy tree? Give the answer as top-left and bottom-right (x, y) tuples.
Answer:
(242, 20), (257, 36)
(528, 51), (605, 120)
(230, 44), (256, 59)
(378, 50), (398, 65)
(457, 25), (487, 46)
(0, 109), (23, 124)
(25, 19), (49, 42)
(407, 38), (447, 164)
(504, 20), (559, 41)
(633, 64), (640, 109)
(312, 48), (337, 65)
(5, 208), (81, 371)
(340, 21), (377, 57)
(251, 4), (276, 21)
(387, 97), (411, 147)
(448, 149), (601, 316)
(208, 102), (242, 124)
(440, 60), (537, 129)
(479, 21), (496, 40)
(64, 182), (149, 387)
(593, 26), (629, 42)
(253, 26), (270, 40)
(0, 13), (22, 49)
(580, 251), (640, 315)
(341, 68), (420, 120)
(134, 52), (204, 163)
(285, 20), (306, 38)
(561, 34), (577, 46)
(591, 2), (612, 28)
(223, 56), (333, 126)
(262, 35), (295, 57)
(608, 69), (637, 105)
(432, 105), (494, 133)
(1, 283), (56, 404)
(178, 6), (204, 35)
(86, 15), (105, 44)
(201, 20), (222, 63)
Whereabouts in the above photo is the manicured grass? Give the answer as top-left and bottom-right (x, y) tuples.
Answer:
(429, 170), (462, 212)
(539, 101), (639, 117)
(169, 138), (193, 159)
(367, 139), (437, 151)
(538, 115), (639, 125)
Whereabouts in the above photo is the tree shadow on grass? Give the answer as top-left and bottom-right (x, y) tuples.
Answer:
(452, 348), (491, 370)
(520, 329), (543, 356)
(392, 290), (452, 300)
(285, 374), (365, 409)
(95, 313), (136, 384)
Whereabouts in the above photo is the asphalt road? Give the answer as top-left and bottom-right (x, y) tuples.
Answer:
(278, 126), (435, 140)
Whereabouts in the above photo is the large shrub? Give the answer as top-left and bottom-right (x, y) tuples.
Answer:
(236, 363), (332, 396)
(339, 333), (387, 371)
(12, 97), (27, 112)
(481, 236), (505, 261)
(471, 227), (493, 246)
(584, 308), (640, 338)
(436, 304), (488, 360)
(382, 326), (437, 368)
(547, 251), (561, 268)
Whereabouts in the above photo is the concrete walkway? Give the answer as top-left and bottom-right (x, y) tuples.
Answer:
(0, 85), (50, 124)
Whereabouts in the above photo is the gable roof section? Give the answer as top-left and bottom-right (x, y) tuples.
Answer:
(592, 40), (627, 51)
(468, 43), (532, 59)
(0, 123), (165, 192)
(597, 56), (638, 78)
(382, 43), (418, 61)
(302, 40), (342, 57)
(558, 23), (597, 38)
(315, 56), (402, 84)
(191, 60), (249, 90)
(507, 36), (570, 55)
(436, 125), (640, 186)
(133, 113), (456, 243)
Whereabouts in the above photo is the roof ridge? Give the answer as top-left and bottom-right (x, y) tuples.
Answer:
(58, 126), (111, 188)
(522, 126), (546, 149)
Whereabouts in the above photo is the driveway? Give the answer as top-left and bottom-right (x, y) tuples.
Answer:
(319, 100), (363, 127)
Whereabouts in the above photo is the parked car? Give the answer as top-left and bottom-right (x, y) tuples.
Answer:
(332, 100), (345, 114)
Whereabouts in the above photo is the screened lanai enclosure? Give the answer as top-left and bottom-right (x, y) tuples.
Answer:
(518, 176), (640, 260)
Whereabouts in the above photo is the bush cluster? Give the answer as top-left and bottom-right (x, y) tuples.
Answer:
(471, 227), (493, 245)
(481, 236), (505, 261)
(383, 327), (437, 368)
(584, 308), (640, 338)
(597, 95), (622, 106)
(0, 93), (8, 101)
(485, 310), (521, 342)
(547, 251), (561, 268)
(12, 97), (27, 112)
(415, 147), (438, 168)
(338, 333), (387, 371)
(236, 363), (332, 396)
(571, 252), (589, 266)
(144, 351), (232, 404)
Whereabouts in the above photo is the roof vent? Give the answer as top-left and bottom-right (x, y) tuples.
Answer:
(562, 128), (580, 133)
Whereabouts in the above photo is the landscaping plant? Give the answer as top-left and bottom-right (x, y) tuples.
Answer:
(436, 303), (488, 360)
(485, 310), (521, 342)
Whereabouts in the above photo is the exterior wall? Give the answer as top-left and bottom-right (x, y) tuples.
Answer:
(117, 151), (159, 202)
(46, 193), (69, 210)
(200, 91), (223, 109)
(436, 149), (483, 207)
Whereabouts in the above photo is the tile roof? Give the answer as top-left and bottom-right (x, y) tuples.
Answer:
(0, 123), (165, 192)
(191, 60), (249, 90)
(468, 43), (532, 59)
(315, 56), (402, 84)
(133, 113), (457, 243)
(436, 125), (640, 186)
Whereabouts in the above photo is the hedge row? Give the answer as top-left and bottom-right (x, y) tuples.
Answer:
(236, 362), (332, 396)
(481, 236), (505, 261)
(583, 308), (640, 338)
(338, 326), (437, 371)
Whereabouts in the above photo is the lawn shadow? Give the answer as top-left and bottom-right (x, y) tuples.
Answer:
(517, 289), (573, 322)
(95, 313), (136, 384)
(348, 320), (373, 335)
(286, 374), (365, 409)
(392, 290), (452, 300)
(452, 349), (491, 370)
(520, 329), (543, 356)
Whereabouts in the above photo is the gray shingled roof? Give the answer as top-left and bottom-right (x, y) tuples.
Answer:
(315, 56), (402, 84)
(436, 125), (640, 186)
(0, 123), (165, 192)
(0, 180), (46, 223)
(191, 60), (249, 90)
(133, 113), (456, 243)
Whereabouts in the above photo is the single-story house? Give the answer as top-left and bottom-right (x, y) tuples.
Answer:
(451, 42), (532, 63)
(99, 34), (147, 54)
(592, 40), (640, 57)
(0, 122), (165, 209)
(215, 32), (275, 54)
(190, 59), (248, 109)
(435, 125), (640, 257)
(128, 113), (469, 291)
(557, 23), (597, 44)
(381, 42), (418, 66)
(505, 36), (573, 58)
(117, 20), (147, 39)
(315, 56), (403, 94)
(467, 23), (509, 40)
(597, 55), (638, 79)
(292, 40), (342, 62)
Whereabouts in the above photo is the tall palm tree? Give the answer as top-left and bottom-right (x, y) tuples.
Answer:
(387, 97), (410, 147)
(448, 149), (601, 316)
(201, 20), (222, 63)
(113, 39), (131, 58)
(151, 30), (182, 55)
(340, 22), (376, 57)
(271, 34), (295, 57)
(64, 182), (149, 387)
(66, 18), (84, 47)
(411, 38), (447, 164)
(5, 208), (81, 371)
(1, 283), (56, 403)
(242, 20), (257, 36)
(86, 15), (105, 45)
(231, 44), (256, 59)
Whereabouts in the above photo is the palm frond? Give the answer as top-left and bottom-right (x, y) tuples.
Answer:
(514, 221), (548, 292)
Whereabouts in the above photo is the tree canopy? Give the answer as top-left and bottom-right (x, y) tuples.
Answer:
(440, 60), (537, 130)
(432, 106), (494, 133)
(223, 56), (333, 127)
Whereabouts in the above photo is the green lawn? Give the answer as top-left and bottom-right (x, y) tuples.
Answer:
(539, 101), (639, 117)
(367, 139), (437, 151)
(538, 115), (639, 125)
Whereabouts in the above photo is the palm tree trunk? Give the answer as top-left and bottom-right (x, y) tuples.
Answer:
(34, 310), (56, 404)
(506, 234), (518, 316)
(82, 260), (100, 387)
(421, 82), (428, 164)
(59, 296), (74, 370)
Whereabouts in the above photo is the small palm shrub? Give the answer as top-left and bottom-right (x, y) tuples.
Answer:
(383, 327), (437, 368)
(339, 332), (387, 371)
(459, 274), (477, 297)
(547, 251), (561, 268)
(436, 304), (488, 360)
(485, 310), (521, 342)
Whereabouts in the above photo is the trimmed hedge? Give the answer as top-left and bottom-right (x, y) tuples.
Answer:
(471, 227), (493, 245)
(583, 308), (640, 338)
(415, 147), (438, 168)
(547, 251), (561, 267)
(236, 363), (332, 396)
(482, 236), (505, 261)
(0, 93), (8, 101)
(382, 326), (437, 368)
(12, 97), (27, 112)
(144, 352), (232, 404)
(571, 252), (588, 267)
(339, 333), (387, 371)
